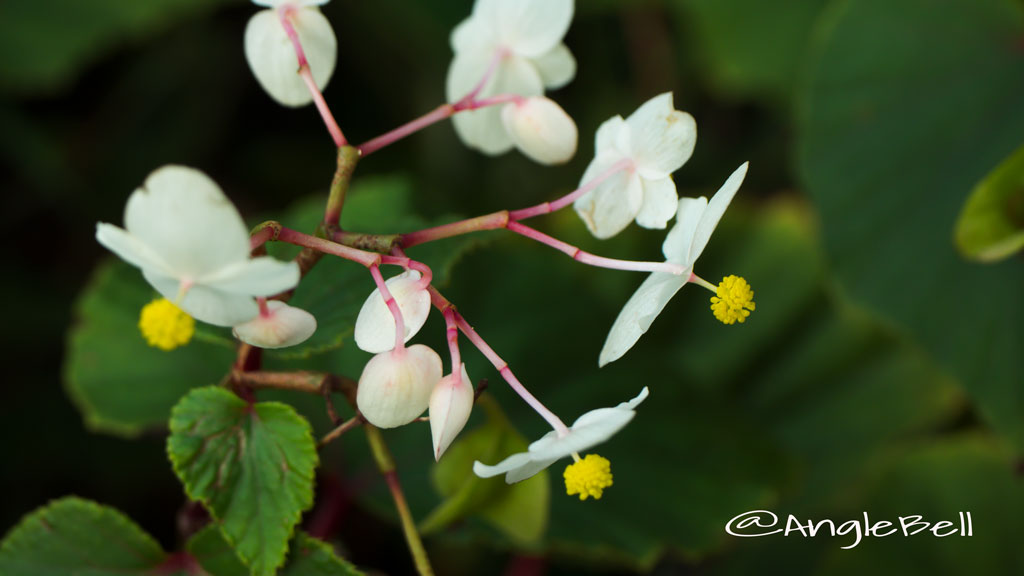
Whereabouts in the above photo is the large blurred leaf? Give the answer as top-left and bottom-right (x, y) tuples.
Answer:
(0, 0), (234, 95)
(955, 143), (1024, 262)
(167, 387), (318, 576)
(64, 259), (235, 437)
(798, 0), (1024, 448)
(678, 0), (829, 101)
(0, 497), (169, 576)
(264, 176), (486, 359)
(821, 435), (1024, 575)
(188, 526), (364, 576)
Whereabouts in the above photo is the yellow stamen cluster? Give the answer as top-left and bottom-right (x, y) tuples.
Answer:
(710, 275), (755, 325)
(138, 298), (195, 351)
(564, 454), (613, 501)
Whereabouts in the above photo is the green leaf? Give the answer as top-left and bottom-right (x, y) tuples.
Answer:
(955, 143), (1024, 262)
(0, 497), (168, 576)
(0, 0), (235, 95)
(798, 0), (1024, 448)
(188, 526), (365, 576)
(264, 176), (487, 360)
(421, 396), (549, 546)
(64, 258), (236, 437)
(167, 386), (319, 576)
(678, 0), (829, 101)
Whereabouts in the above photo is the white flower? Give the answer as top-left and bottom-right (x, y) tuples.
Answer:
(574, 93), (698, 239)
(232, 300), (317, 349)
(357, 345), (443, 429)
(429, 364), (474, 461)
(598, 163), (749, 367)
(446, 0), (577, 155)
(96, 165), (300, 327)
(501, 96), (578, 165)
(354, 270), (431, 354)
(245, 1), (337, 107)
(473, 387), (648, 483)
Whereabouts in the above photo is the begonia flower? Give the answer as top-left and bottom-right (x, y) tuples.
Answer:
(428, 363), (474, 461)
(357, 345), (443, 428)
(501, 96), (578, 165)
(232, 300), (317, 349)
(96, 165), (300, 327)
(354, 270), (431, 354)
(574, 93), (697, 239)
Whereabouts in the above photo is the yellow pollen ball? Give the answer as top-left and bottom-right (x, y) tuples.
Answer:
(138, 298), (195, 351)
(563, 454), (613, 501)
(710, 275), (756, 325)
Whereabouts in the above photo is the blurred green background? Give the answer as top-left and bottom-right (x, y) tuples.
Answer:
(2, 0), (1023, 574)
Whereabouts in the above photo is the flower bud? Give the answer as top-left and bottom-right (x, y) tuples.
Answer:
(501, 97), (578, 165)
(357, 344), (442, 428)
(232, 301), (317, 349)
(428, 363), (474, 461)
(354, 270), (431, 354)
(244, 6), (337, 107)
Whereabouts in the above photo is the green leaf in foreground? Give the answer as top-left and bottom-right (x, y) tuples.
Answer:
(64, 258), (235, 437)
(188, 526), (365, 576)
(167, 387), (318, 576)
(0, 497), (167, 576)
(421, 396), (549, 546)
(955, 143), (1024, 262)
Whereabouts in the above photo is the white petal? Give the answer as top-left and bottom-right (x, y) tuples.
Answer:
(634, 176), (679, 230)
(253, 0), (330, 6)
(531, 43), (576, 90)
(95, 224), (174, 277)
(472, 452), (533, 478)
(144, 269), (260, 327)
(244, 8), (337, 108)
(357, 345), (443, 428)
(625, 92), (697, 180)
(501, 97), (577, 165)
(429, 364), (474, 461)
(504, 455), (557, 483)
(573, 158), (643, 239)
(232, 301), (317, 349)
(448, 53), (544, 155)
(354, 270), (432, 354)
(450, 16), (494, 53)
(598, 272), (688, 367)
(527, 388), (649, 460)
(594, 115), (628, 155)
(124, 166), (250, 279)
(201, 257), (300, 297)
(474, 0), (573, 58)
(662, 196), (708, 265)
(689, 162), (749, 265)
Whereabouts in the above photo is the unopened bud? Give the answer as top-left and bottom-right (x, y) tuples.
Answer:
(244, 6), (337, 107)
(428, 364), (474, 461)
(354, 270), (431, 354)
(232, 301), (317, 349)
(357, 344), (442, 428)
(501, 97), (578, 165)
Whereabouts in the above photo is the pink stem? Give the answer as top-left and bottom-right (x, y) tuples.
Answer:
(457, 48), (506, 106)
(443, 308), (461, 375)
(370, 265), (406, 353)
(250, 226), (277, 252)
(257, 297), (272, 318)
(507, 222), (688, 275)
(278, 6), (347, 147)
(428, 287), (570, 436)
(276, 227), (381, 268)
(508, 158), (635, 221)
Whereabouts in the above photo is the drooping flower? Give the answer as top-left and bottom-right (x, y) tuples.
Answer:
(232, 300), (317, 349)
(598, 163), (752, 367)
(574, 93), (697, 239)
(354, 270), (431, 354)
(96, 165), (300, 327)
(446, 0), (577, 156)
(357, 345), (443, 429)
(245, 0), (337, 107)
(473, 387), (648, 499)
(429, 363), (474, 461)
(501, 96), (578, 165)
